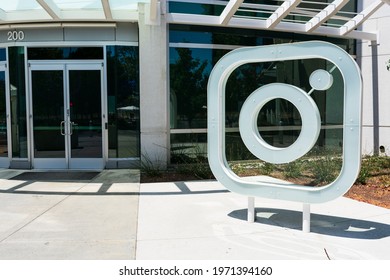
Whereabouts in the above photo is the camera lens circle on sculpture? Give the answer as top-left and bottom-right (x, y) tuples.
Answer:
(239, 83), (321, 164)
(309, 69), (333, 91)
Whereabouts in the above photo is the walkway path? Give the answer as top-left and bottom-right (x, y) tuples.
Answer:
(0, 169), (139, 260)
(1, 170), (390, 259)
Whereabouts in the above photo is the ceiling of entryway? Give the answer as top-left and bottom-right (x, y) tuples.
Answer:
(0, 0), (149, 23)
(0, 0), (389, 40)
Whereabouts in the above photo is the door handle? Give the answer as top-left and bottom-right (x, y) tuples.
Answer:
(60, 121), (65, 135)
(70, 122), (78, 135)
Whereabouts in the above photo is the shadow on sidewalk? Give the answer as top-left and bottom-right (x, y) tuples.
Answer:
(229, 208), (390, 240)
(0, 170), (140, 196)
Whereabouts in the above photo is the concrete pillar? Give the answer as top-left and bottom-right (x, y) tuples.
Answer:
(138, 3), (169, 169)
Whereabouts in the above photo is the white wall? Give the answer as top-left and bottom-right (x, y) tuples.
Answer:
(359, 0), (390, 155)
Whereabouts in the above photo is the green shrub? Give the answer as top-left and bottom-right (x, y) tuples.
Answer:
(310, 156), (342, 185)
(355, 165), (371, 185)
(140, 153), (163, 177)
(363, 155), (390, 173)
(259, 162), (274, 176)
(283, 160), (303, 179)
(172, 145), (213, 179)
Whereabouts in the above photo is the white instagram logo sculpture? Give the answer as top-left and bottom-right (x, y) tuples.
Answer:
(207, 41), (362, 227)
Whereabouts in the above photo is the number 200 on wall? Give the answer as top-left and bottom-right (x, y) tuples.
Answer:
(7, 30), (25, 41)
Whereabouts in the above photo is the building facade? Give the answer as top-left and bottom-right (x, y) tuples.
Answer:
(359, 0), (390, 156)
(0, 0), (388, 170)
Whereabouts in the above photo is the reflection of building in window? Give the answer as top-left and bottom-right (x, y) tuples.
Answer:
(169, 28), (348, 161)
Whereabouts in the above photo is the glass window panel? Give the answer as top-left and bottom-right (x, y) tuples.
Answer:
(169, 26), (352, 180)
(225, 131), (254, 161)
(0, 49), (6, 61)
(107, 46), (140, 158)
(31, 70), (65, 158)
(170, 47), (218, 129)
(9, 47), (28, 158)
(170, 133), (207, 163)
(258, 99), (302, 148)
(69, 70), (102, 158)
(224, 59), (344, 156)
(27, 47), (103, 60)
(0, 71), (7, 157)
(169, 2), (223, 16)
(169, 25), (355, 55)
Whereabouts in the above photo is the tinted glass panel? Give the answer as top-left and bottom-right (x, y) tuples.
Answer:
(0, 71), (7, 157)
(107, 46), (140, 158)
(32, 70), (65, 158)
(0, 49), (6, 61)
(9, 47), (27, 158)
(169, 28), (348, 176)
(28, 47), (103, 60)
(169, 2), (222, 16)
(169, 25), (355, 53)
(69, 70), (102, 158)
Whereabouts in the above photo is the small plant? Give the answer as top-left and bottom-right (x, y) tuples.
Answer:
(172, 144), (213, 179)
(354, 155), (390, 184)
(176, 160), (213, 179)
(383, 176), (390, 188)
(364, 155), (390, 172)
(140, 152), (164, 177)
(225, 134), (255, 161)
(355, 165), (371, 185)
(310, 156), (342, 185)
(283, 160), (303, 179)
(259, 162), (274, 176)
(230, 162), (245, 174)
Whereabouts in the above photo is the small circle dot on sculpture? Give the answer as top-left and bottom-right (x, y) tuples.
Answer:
(309, 69), (333, 91)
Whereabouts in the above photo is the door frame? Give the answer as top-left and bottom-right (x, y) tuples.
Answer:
(28, 60), (107, 170)
(0, 62), (11, 168)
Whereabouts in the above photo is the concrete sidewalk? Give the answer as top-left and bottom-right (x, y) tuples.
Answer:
(1, 169), (390, 260)
(0, 169), (139, 260)
(136, 181), (390, 260)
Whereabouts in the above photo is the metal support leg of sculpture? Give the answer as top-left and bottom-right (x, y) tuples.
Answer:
(248, 197), (255, 223)
(302, 203), (311, 233)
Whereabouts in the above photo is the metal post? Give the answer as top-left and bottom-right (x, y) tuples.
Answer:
(370, 40), (380, 155)
(302, 203), (311, 233)
(248, 197), (255, 223)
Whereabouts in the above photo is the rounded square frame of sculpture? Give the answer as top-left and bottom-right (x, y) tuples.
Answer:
(207, 41), (362, 204)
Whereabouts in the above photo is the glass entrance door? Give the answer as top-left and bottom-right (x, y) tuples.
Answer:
(30, 63), (105, 169)
(67, 65), (103, 169)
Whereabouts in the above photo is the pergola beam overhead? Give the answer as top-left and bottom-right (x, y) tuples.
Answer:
(340, 0), (385, 35)
(150, 0), (160, 21)
(36, 0), (62, 20)
(305, 0), (349, 32)
(167, 12), (378, 41)
(219, 0), (244, 25)
(267, 0), (302, 29)
(101, 0), (113, 20)
(0, 0), (386, 41)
